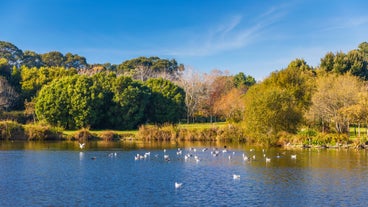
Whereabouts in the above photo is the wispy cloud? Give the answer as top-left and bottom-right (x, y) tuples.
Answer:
(76, 3), (292, 62)
(164, 5), (289, 57)
(321, 15), (368, 32)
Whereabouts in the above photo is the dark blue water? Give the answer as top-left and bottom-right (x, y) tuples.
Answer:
(0, 142), (367, 206)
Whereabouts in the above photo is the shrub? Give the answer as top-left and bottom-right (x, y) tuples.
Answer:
(0, 111), (33, 124)
(0, 120), (25, 140)
(24, 123), (63, 141)
(98, 131), (120, 141)
(217, 124), (246, 142)
(137, 123), (248, 142)
(72, 128), (99, 141)
(310, 133), (349, 146)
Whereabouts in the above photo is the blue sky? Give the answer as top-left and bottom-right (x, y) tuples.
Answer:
(1, 0), (367, 80)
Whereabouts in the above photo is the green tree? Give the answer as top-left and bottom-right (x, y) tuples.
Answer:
(244, 84), (300, 144)
(144, 78), (186, 124)
(36, 75), (105, 129)
(0, 41), (23, 67)
(22, 50), (43, 68)
(35, 76), (75, 128)
(233, 72), (256, 88)
(111, 76), (150, 129)
(319, 42), (368, 80)
(346, 50), (368, 79)
(41, 51), (65, 67)
(89, 72), (116, 128)
(21, 66), (77, 101)
(358, 42), (368, 57)
(243, 59), (315, 144)
(64, 53), (88, 69)
(320, 52), (335, 72)
(35, 74), (151, 130)
(117, 56), (183, 81)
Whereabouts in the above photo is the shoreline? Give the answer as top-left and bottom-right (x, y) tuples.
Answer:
(1, 121), (368, 149)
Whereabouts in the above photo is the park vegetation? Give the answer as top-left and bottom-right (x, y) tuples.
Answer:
(1, 40), (368, 148)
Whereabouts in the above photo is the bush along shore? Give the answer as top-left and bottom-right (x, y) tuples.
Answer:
(0, 121), (135, 141)
(1, 121), (368, 149)
(0, 121), (63, 141)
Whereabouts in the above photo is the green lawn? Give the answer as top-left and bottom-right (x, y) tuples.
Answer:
(349, 126), (368, 140)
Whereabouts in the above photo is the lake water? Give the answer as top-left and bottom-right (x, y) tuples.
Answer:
(0, 141), (367, 206)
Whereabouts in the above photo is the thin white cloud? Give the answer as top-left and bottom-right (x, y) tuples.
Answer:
(322, 15), (368, 31)
(75, 3), (292, 63)
(164, 5), (289, 57)
(214, 15), (242, 36)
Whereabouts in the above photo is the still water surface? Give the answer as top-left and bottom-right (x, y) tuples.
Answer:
(0, 141), (367, 206)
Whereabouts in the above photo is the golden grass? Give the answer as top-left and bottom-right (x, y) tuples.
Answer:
(176, 122), (227, 129)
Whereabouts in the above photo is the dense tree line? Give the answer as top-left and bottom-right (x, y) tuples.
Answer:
(0, 41), (88, 69)
(320, 42), (368, 79)
(0, 41), (255, 127)
(4, 39), (368, 144)
(117, 56), (184, 81)
(242, 42), (368, 144)
(35, 74), (185, 130)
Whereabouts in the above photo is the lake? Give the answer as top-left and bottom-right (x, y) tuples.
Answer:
(0, 141), (367, 206)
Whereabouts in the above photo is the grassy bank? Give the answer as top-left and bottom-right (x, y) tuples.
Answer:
(0, 121), (63, 141)
(2, 120), (367, 149)
(136, 123), (247, 142)
(63, 129), (137, 141)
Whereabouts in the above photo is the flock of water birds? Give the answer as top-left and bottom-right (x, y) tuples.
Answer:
(78, 143), (297, 189)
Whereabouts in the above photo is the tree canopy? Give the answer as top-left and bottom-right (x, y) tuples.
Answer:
(5, 39), (368, 143)
(35, 74), (186, 129)
(117, 56), (184, 81)
(144, 78), (186, 124)
(243, 59), (315, 144)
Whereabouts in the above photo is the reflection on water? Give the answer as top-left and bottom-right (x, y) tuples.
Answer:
(0, 141), (367, 206)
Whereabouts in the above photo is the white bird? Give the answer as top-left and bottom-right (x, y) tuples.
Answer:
(175, 182), (183, 189)
(265, 157), (271, 162)
(79, 143), (85, 149)
(164, 154), (170, 161)
(243, 154), (249, 161)
(184, 154), (189, 161)
(291, 154), (297, 159)
(233, 174), (240, 179)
